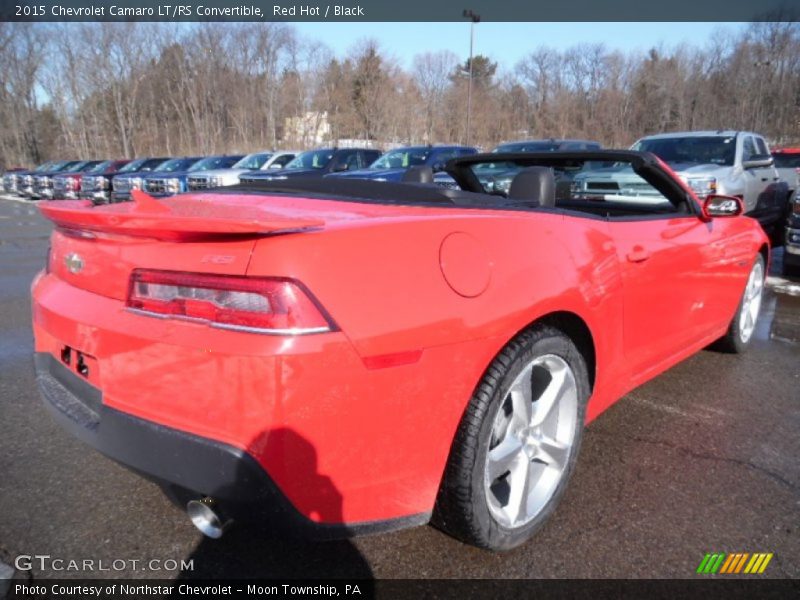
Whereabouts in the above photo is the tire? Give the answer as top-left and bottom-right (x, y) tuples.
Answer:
(783, 256), (800, 278)
(715, 254), (765, 353)
(432, 324), (590, 551)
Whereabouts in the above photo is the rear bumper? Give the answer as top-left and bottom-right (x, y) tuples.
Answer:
(31, 272), (482, 529)
(33, 351), (428, 538)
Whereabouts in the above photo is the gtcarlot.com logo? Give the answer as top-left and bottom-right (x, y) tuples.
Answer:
(14, 555), (194, 572)
(696, 552), (773, 575)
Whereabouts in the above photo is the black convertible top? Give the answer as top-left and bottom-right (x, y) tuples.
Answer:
(205, 150), (690, 211)
(219, 175), (499, 207)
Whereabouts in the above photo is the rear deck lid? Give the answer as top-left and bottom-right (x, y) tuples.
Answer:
(39, 190), (324, 241)
(41, 191), (324, 301)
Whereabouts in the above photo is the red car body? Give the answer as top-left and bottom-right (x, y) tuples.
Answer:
(31, 151), (768, 536)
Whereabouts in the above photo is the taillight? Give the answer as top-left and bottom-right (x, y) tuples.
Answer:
(127, 270), (335, 335)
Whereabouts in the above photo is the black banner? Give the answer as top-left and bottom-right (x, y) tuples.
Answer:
(1, 0), (798, 22)
(4, 579), (800, 600)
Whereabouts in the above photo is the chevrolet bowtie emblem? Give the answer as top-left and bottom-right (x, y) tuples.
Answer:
(64, 253), (84, 274)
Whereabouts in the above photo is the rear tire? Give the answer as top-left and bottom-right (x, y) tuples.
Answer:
(715, 255), (765, 353)
(432, 325), (589, 551)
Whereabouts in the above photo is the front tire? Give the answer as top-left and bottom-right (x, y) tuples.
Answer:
(432, 325), (589, 551)
(715, 255), (765, 353)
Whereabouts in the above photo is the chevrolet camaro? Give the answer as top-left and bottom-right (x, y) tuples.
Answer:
(31, 151), (767, 550)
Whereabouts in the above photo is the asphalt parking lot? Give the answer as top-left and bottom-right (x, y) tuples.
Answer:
(0, 195), (798, 581)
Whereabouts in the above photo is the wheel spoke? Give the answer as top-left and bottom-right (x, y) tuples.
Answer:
(748, 281), (759, 300)
(508, 369), (533, 428)
(749, 298), (760, 323)
(504, 454), (531, 524)
(487, 435), (524, 481)
(530, 365), (566, 426)
(536, 436), (570, 470)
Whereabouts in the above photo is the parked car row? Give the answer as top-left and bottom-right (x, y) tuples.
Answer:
(3, 133), (797, 263)
(3, 146), (480, 202)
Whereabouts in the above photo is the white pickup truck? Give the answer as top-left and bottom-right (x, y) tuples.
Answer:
(633, 131), (789, 233)
(573, 131), (789, 239)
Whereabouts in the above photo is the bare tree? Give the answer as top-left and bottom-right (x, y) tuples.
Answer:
(413, 50), (458, 143)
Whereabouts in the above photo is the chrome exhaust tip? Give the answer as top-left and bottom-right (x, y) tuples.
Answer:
(186, 497), (232, 539)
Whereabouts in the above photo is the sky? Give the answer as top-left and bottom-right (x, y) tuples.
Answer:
(293, 22), (749, 69)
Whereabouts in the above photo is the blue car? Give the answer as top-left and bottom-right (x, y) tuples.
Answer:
(324, 145), (478, 182)
(240, 148), (382, 183)
(141, 157), (207, 198)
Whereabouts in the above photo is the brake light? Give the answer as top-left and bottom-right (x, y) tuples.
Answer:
(127, 270), (335, 335)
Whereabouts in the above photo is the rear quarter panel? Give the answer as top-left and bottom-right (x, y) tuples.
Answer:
(243, 206), (628, 516)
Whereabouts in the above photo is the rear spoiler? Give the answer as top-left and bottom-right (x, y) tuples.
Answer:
(37, 190), (324, 241)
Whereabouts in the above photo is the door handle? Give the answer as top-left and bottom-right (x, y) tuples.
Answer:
(627, 247), (651, 263)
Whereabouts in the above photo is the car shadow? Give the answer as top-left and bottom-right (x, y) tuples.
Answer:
(175, 428), (373, 580)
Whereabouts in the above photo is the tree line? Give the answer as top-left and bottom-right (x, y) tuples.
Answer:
(0, 21), (798, 168)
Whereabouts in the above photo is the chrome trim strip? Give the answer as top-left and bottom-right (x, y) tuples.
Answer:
(125, 308), (331, 336)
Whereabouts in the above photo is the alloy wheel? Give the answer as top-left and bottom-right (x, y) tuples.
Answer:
(738, 260), (764, 343)
(484, 354), (579, 528)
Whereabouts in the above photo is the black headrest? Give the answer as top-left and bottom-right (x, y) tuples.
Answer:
(507, 167), (556, 207)
(402, 166), (434, 184)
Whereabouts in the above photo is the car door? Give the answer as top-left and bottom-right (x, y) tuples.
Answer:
(331, 150), (360, 172)
(755, 136), (784, 215)
(604, 179), (737, 377)
(741, 135), (775, 214)
(360, 150), (382, 167)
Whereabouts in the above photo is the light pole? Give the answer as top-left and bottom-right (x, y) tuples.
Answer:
(463, 9), (480, 146)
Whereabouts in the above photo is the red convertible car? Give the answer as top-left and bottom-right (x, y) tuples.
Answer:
(31, 151), (767, 550)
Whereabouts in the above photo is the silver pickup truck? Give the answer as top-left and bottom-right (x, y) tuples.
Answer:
(573, 131), (789, 237)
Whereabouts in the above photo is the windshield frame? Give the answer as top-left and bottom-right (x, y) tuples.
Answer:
(284, 149), (335, 170)
(189, 155), (244, 172)
(369, 147), (431, 170)
(233, 153), (272, 170)
(632, 136), (737, 167)
(155, 158), (198, 173)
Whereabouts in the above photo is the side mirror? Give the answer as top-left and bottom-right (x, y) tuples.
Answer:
(268, 163), (283, 169)
(431, 162), (445, 172)
(331, 162), (349, 172)
(742, 154), (773, 169)
(703, 194), (743, 219)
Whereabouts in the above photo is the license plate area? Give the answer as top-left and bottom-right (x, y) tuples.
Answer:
(59, 345), (100, 386)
